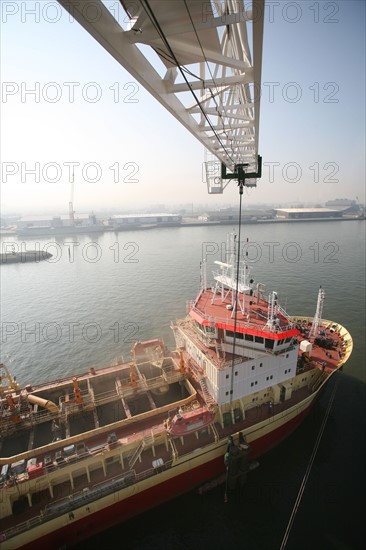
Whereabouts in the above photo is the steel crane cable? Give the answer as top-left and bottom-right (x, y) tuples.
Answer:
(229, 181), (245, 403)
(183, 0), (238, 149)
(279, 374), (341, 549)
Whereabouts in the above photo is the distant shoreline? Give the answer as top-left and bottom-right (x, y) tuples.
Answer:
(0, 216), (364, 236)
(180, 216), (365, 227)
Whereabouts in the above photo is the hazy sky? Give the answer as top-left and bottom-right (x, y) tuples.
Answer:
(1, 0), (365, 215)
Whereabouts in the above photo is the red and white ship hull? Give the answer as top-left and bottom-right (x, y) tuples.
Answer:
(2, 386), (321, 550)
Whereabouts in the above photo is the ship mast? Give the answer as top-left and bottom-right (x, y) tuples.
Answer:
(265, 291), (280, 332)
(200, 259), (207, 291)
(211, 232), (251, 317)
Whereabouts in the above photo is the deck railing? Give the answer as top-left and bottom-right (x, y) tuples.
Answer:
(0, 456), (175, 543)
(0, 407), (57, 434)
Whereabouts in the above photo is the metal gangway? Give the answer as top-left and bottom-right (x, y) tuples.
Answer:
(57, 0), (264, 192)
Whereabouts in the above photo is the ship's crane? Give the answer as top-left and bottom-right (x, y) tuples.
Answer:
(57, 0), (264, 192)
(0, 364), (21, 424)
(309, 286), (325, 339)
(0, 363), (20, 396)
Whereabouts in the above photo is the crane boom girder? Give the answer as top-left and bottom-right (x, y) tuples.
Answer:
(57, 0), (264, 188)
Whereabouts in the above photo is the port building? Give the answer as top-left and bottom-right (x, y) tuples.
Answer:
(275, 208), (343, 220)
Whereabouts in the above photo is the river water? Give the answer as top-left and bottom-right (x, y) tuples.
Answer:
(1, 219), (365, 549)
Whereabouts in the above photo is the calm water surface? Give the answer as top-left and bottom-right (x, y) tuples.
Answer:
(1, 220), (365, 549)
(1, 220), (364, 383)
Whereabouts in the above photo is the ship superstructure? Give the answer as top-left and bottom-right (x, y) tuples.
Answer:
(173, 233), (299, 409)
(0, 235), (353, 549)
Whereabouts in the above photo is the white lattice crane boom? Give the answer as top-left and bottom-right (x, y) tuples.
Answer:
(57, 0), (264, 193)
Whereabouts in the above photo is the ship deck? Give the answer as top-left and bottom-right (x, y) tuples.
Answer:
(0, 380), (313, 535)
(0, 324), (353, 543)
(191, 288), (296, 337)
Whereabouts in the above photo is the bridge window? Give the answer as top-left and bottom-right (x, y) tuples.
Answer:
(226, 330), (244, 340)
(265, 338), (274, 350)
(255, 336), (264, 343)
(245, 334), (254, 342)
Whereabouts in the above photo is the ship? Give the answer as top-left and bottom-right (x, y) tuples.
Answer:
(15, 214), (111, 237)
(0, 232), (353, 549)
(15, 182), (111, 237)
(0, 251), (53, 264)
